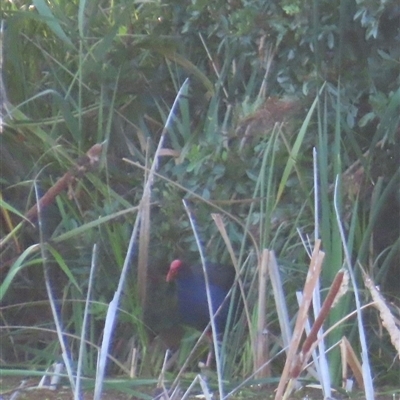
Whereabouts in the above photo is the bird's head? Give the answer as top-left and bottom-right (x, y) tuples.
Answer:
(166, 259), (183, 282)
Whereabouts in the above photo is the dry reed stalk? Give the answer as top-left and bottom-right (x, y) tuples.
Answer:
(290, 269), (348, 378)
(364, 272), (400, 358)
(211, 213), (255, 347)
(340, 336), (364, 389)
(274, 240), (324, 400)
(137, 150), (151, 308)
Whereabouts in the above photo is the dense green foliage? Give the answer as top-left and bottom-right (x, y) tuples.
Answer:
(1, 0), (399, 392)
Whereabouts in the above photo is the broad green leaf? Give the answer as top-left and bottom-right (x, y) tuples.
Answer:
(0, 196), (28, 222)
(0, 245), (41, 302)
(33, 0), (75, 48)
(46, 245), (82, 294)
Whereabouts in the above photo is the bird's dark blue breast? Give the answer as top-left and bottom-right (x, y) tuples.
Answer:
(175, 272), (231, 336)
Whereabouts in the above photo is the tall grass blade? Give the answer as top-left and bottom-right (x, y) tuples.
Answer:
(0, 19), (10, 132)
(182, 199), (225, 399)
(137, 78), (189, 307)
(137, 149), (151, 308)
(316, 86), (347, 381)
(211, 213), (253, 337)
(78, 0), (87, 38)
(275, 83), (325, 205)
(94, 79), (189, 400)
(333, 176), (375, 400)
(52, 206), (139, 244)
(311, 147), (331, 396)
(94, 216), (140, 400)
(199, 32), (229, 99)
(268, 251), (291, 351)
(46, 245), (82, 293)
(75, 244), (98, 400)
(35, 182), (76, 392)
(254, 250), (270, 378)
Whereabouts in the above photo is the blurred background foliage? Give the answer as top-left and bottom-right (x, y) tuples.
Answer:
(1, 0), (399, 387)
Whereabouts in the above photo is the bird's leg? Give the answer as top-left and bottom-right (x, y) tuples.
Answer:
(205, 349), (214, 368)
(205, 331), (214, 368)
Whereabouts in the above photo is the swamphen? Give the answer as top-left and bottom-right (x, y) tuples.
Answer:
(166, 259), (236, 339)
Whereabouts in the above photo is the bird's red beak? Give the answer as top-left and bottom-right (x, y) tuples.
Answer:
(166, 259), (182, 282)
(166, 270), (175, 282)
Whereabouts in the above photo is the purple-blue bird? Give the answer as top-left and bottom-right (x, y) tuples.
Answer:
(166, 259), (236, 339)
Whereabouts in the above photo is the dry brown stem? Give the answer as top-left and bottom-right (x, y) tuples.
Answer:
(291, 269), (348, 378)
(340, 336), (364, 389)
(25, 143), (103, 223)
